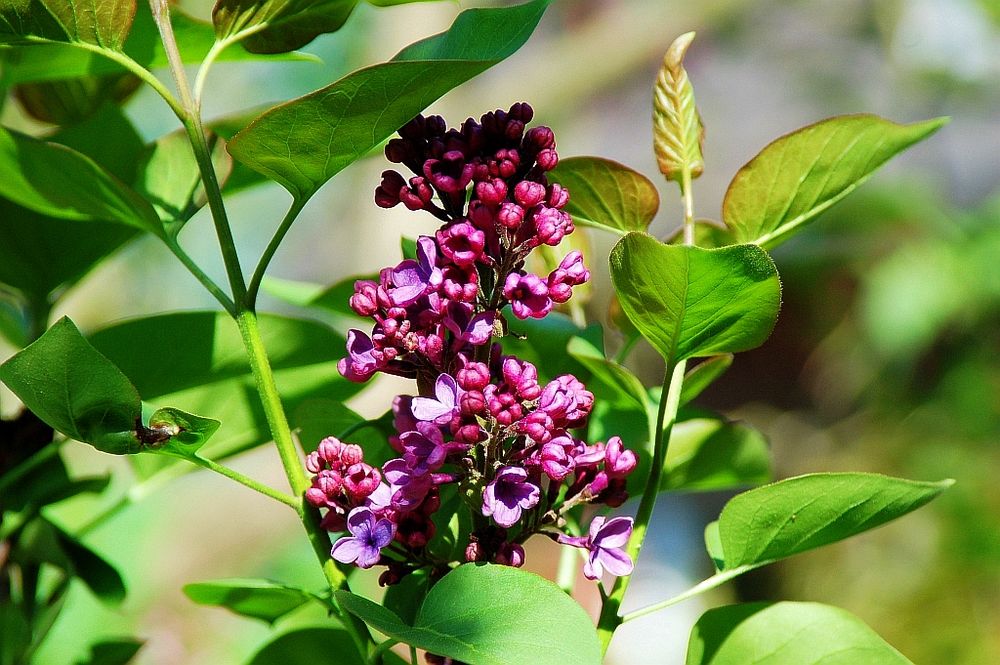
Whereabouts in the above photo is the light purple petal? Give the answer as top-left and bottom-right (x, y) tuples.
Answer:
(587, 516), (608, 541)
(515, 482), (541, 510)
(556, 534), (589, 549)
(596, 546), (633, 577)
(331, 537), (365, 565)
(583, 554), (602, 580)
(410, 397), (452, 422)
(490, 501), (522, 528)
(593, 516), (633, 549)
(354, 545), (382, 569)
(370, 519), (396, 548)
(463, 312), (495, 345)
(346, 507), (375, 535)
(434, 374), (460, 408)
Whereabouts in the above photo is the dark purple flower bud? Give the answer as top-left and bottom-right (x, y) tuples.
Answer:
(331, 507), (396, 569)
(391, 396), (417, 451)
(524, 126), (555, 151)
(514, 181), (546, 208)
(411, 373), (462, 425)
(604, 436), (637, 478)
(384, 138), (410, 163)
(497, 202), (525, 230)
(503, 272), (553, 320)
(557, 516), (633, 580)
(423, 150), (474, 194)
(492, 148), (520, 179)
(482, 466), (541, 528)
(536, 148), (559, 171)
(505, 119), (525, 142)
(375, 170), (406, 208)
(399, 115), (426, 140)
(509, 102), (534, 123)
(547, 183), (570, 208)
(495, 542), (526, 567)
(395, 509), (436, 549)
(476, 178), (508, 207)
(437, 221), (486, 267)
(532, 206), (574, 246)
(399, 176), (434, 211)
(425, 115), (447, 137)
(349, 280), (380, 316)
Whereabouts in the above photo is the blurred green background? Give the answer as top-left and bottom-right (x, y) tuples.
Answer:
(2, 0), (998, 663)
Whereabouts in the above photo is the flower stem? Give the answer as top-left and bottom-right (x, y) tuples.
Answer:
(191, 456), (299, 509)
(620, 564), (759, 623)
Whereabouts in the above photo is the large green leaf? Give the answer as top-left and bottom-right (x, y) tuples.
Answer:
(245, 627), (364, 665)
(337, 564), (602, 665)
(686, 602), (912, 665)
(184, 579), (323, 624)
(724, 115), (946, 249)
(0, 317), (143, 454)
(609, 233), (781, 364)
(227, 0), (549, 200)
(548, 156), (659, 235)
(0, 0), (136, 48)
(716, 473), (952, 570)
(663, 417), (771, 491)
(653, 32), (704, 183)
(89, 312), (364, 460)
(0, 125), (162, 235)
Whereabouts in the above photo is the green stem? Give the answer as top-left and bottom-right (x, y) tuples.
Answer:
(70, 41), (186, 119)
(246, 197), (307, 307)
(191, 456), (299, 509)
(681, 168), (695, 244)
(620, 564), (759, 623)
(164, 237), (237, 315)
(596, 359), (686, 652)
(368, 639), (400, 665)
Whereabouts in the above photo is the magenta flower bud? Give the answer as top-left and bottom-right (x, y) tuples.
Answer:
(423, 150), (474, 193)
(558, 251), (589, 283)
(399, 176), (433, 211)
(341, 443), (364, 467)
(459, 390), (486, 416)
(465, 540), (482, 562)
(375, 170), (406, 208)
(453, 419), (486, 444)
(547, 183), (570, 208)
(533, 206), (574, 246)
(517, 410), (553, 443)
(456, 360), (490, 391)
(524, 126), (554, 151)
(604, 436), (637, 478)
(482, 466), (541, 528)
(503, 272), (553, 320)
(483, 385), (523, 426)
(318, 436), (345, 464)
(497, 202), (525, 230)
(514, 180), (547, 208)
(305, 487), (329, 507)
(436, 221), (486, 268)
(541, 440), (575, 481)
(537, 148), (559, 171)
(502, 357), (541, 400)
(495, 542), (526, 568)
(476, 178), (508, 207)
(493, 148), (520, 179)
(344, 462), (381, 501)
(349, 280), (379, 317)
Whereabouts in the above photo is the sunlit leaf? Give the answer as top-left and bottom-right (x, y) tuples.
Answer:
(0, 0), (137, 48)
(609, 233), (781, 364)
(653, 32), (704, 183)
(227, 0), (549, 200)
(686, 602), (912, 665)
(724, 115), (946, 249)
(337, 564), (601, 665)
(141, 407), (220, 460)
(716, 473), (952, 570)
(548, 156), (659, 235)
(213, 0), (357, 55)
(244, 627), (407, 665)
(184, 579), (322, 624)
(567, 333), (648, 411)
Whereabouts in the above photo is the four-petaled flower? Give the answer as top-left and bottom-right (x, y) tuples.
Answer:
(411, 373), (462, 425)
(558, 515), (634, 580)
(331, 507), (396, 569)
(482, 466), (541, 527)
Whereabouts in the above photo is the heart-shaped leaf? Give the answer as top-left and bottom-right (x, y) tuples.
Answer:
(653, 32), (704, 183)
(337, 564), (602, 665)
(715, 473), (952, 570)
(184, 579), (324, 624)
(227, 0), (549, 201)
(548, 156), (659, 235)
(609, 233), (781, 364)
(724, 115), (946, 249)
(0, 125), (162, 235)
(686, 602), (912, 665)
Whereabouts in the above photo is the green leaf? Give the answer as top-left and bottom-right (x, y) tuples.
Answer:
(184, 579), (321, 624)
(609, 233), (781, 364)
(382, 568), (430, 625)
(548, 156), (659, 235)
(0, 0), (137, 48)
(724, 115), (947, 249)
(679, 354), (732, 405)
(567, 333), (648, 411)
(716, 473), (953, 570)
(502, 311), (587, 380)
(337, 564), (602, 665)
(13, 72), (140, 126)
(663, 416), (771, 491)
(703, 521), (723, 571)
(0, 317), (143, 454)
(227, 0), (549, 200)
(141, 407), (220, 460)
(134, 128), (232, 232)
(653, 32), (704, 183)
(89, 312), (364, 461)
(292, 399), (397, 467)
(75, 639), (144, 665)
(0, 294), (28, 347)
(0, 125), (162, 235)
(245, 627), (371, 665)
(0, 603), (31, 664)
(686, 602), (912, 665)
(213, 0), (358, 55)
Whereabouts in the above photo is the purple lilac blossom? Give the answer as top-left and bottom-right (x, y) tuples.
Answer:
(482, 465), (541, 527)
(410, 373), (462, 425)
(331, 507), (396, 569)
(558, 515), (634, 580)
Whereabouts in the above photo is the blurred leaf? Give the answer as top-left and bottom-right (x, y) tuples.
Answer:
(548, 156), (659, 235)
(0, 294), (29, 347)
(134, 128), (232, 232)
(609, 234), (781, 364)
(567, 333), (648, 411)
(679, 354), (733, 405)
(0, 0), (136, 48)
(50, 102), (146, 181)
(686, 602), (912, 665)
(400, 236), (417, 260)
(0, 317), (143, 454)
(184, 579), (322, 624)
(724, 115), (947, 249)
(261, 275), (328, 308)
(228, 0), (549, 200)
(244, 627), (406, 665)
(337, 564), (601, 665)
(292, 399), (396, 466)
(142, 407), (221, 460)
(75, 639), (144, 665)
(309, 275), (376, 319)
(0, 126), (162, 235)
(89, 312), (364, 461)
(502, 311), (587, 380)
(653, 32), (704, 183)
(13, 72), (141, 126)
(716, 473), (952, 570)
(663, 417), (771, 491)
(0, 604), (31, 665)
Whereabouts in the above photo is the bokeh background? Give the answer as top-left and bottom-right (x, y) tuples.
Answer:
(2, 0), (999, 663)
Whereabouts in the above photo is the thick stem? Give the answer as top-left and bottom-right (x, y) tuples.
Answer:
(681, 168), (695, 244)
(596, 359), (686, 651)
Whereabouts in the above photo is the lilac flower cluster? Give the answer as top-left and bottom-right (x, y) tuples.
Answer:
(316, 104), (636, 584)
